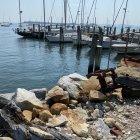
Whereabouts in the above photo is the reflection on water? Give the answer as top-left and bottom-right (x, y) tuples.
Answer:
(0, 26), (120, 93)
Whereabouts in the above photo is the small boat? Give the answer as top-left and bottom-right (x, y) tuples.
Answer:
(120, 56), (140, 67)
(46, 32), (74, 43)
(112, 43), (140, 54)
(1, 22), (11, 27)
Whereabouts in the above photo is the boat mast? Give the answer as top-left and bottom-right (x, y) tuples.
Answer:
(64, 0), (68, 30)
(19, 0), (22, 30)
(122, 0), (129, 30)
(43, 0), (46, 39)
(113, 0), (116, 23)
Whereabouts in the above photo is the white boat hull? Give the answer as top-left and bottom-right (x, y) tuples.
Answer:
(112, 43), (140, 54)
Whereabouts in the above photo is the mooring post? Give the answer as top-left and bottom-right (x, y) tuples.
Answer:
(127, 27), (130, 33)
(113, 27), (116, 35)
(106, 27), (109, 36)
(38, 24), (41, 38)
(121, 27), (124, 38)
(33, 24), (35, 32)
(99, 27), (103, 46)
(48, 26), (51, 35)
(60, 27), (64, 43)
(109, 27), (112, 35)
(77, 26), (81, 47)
(88, 33), (98, 74)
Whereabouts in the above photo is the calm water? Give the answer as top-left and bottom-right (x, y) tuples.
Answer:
(0, 25), (120, 93)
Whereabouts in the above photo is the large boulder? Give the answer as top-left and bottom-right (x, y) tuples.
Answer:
(0, 93), (15, 108)
(13, 88), (43, 111)
(58, 73), (87, 99)
(50, 103), (68, 115)
(89, 90), (106, 102)
(115, 66), (140, 78)
(30, 88), (47, 100)
(0, 137), (14, 140)
(46, 86), (69, 105)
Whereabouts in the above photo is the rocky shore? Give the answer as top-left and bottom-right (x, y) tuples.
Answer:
(0, 65), (140, 140)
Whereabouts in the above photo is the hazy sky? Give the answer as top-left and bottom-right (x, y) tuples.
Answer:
(0, 0), (139, 25)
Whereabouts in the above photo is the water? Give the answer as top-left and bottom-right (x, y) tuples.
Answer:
(0, 25), (120, 93)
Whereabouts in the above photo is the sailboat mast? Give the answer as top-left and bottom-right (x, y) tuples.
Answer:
(122, 0), (129, 29)
(113, 0), (116, 23)
(64, 0), (68, 30)
(19, 0), (22, 30)
(43, 0), (46, 39)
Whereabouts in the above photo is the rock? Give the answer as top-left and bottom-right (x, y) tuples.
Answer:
(39, 110), (53, 122)
(0, 109), (28, 140)
(115, 122), (125, 132)
(115, 66), (140, 78)
(69, 99), (78, 106)
(0, 137), (14, 140)
(104, 118), (116, 128)
(89, 90), (106, 102)
(61, 108), (88, 126)
(32, 108), (42, 119)
(95, 118), (111, 139)
(47, 115), (68, 127)
(92, 109), (104, 120)
(13, 88), (43, 110)
(112, 92), (123, 99)
(29, 127), (55, 139)
(23, 110), (32, 122)
(0, 93), (15, 108)
(30, 88), (47, 100)
(47, 86), (63, 98)
(78, 76), (101, 93)
(69, 104), (76, 109)
(31, 118), (46, 126)
(58, 73), (87, 99)
(71, 123), (89, 137)
(50, 103), (67, 115)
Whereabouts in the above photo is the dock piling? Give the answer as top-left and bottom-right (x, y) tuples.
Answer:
(77, 26), (82, 47)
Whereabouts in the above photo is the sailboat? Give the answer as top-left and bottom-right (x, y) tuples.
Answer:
(46, 0), (74, 43)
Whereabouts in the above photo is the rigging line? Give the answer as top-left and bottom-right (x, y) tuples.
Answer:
(48, 0), (56, 23)
(75, 0), (81, 24)
(86, 0), (96, 25)
(111, 0), (125, 30)
(82, 0), (86, 24)
(68, 2), (74, 24)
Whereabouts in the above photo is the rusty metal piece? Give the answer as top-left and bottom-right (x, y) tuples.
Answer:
(110, 128), (123, 137)
(86, 68), (122, 94)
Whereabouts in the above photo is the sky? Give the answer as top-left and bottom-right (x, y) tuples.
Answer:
(0, 0), (139, 25)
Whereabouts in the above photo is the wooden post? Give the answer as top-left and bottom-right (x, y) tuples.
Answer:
(109, 27), (112, 35)
(88, 33), (98, 74)
(127, 27), (130, 33)
(99, 27), (103, 46)
(48, 26), (51, 34)
(106, 27), (109, 36)
(121, 28), (123, 38)
(113, 27), (116, 35)
(33, 24), (35, 32)
(95, 45), (102, 71)
(132, 29), (135, 33)
(77, 26), (81, 47)
(60, 27), (64, 43)
(38, 24), (41, 38)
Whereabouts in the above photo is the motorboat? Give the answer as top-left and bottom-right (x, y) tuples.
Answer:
(112, 43), (140, 54)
